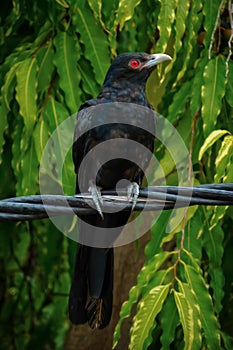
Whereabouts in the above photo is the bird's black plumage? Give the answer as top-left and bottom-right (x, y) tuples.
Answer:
(68, 52), (171, 329)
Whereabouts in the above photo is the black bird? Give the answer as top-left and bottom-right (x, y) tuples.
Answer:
(69, 52), (171, 329)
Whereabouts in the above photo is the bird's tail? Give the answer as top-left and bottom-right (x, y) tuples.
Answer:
(68, 244), (113, 329)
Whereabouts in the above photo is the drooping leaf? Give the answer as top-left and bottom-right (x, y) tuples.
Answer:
(0, 103), (8, 163)
(174, 1), (203, 83)
(156, 0), (176, 52)
(71, 6), (111, 85)
(174, 0), (189, 53)
(11, 113), (24, 195)
(41, 97), (74, 192)
(55, 0), (69, 8)
(129, 283), (170, 350)
(2, 62), (19, 110)
(184, 264), (221, 349)
(33, 118), (49, 162)
(160, 292), (180, 350)
(201, 56), (227, 135)
(167, 80), (193, 124)
(53, 31), (81, 114)
(15, 57), (38, 138)
(183, 210), (202, 262)
(173, 289), (196, 350)
(37, 40), (55, 94)
(190, 55), (208, 116)
(114, 0), (142, 31)
(145, 210), (173, 259)
(87, 0), (107, 31)
(203, 206), (225, 314)
(177, 279), (202, 350)
(198, 129), (230, 161)
(77, 60), (99, 97)
(21, 138), (39, 195)
(225, 61), (233, 107)
(215, 135), (233, 182)
(203, 0), (222, 48)
(113, 269), (168, 349)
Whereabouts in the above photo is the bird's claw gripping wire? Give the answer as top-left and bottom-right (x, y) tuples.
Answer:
(88, 181), (104, 219)
(127, 182), (140, 211)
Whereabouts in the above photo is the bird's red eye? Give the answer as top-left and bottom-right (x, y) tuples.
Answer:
(129, 59), (140, 69)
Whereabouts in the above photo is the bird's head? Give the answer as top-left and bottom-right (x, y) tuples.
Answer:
(103, 52), (172, 88)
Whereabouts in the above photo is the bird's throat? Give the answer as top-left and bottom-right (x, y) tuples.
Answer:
(99, 82), (148, 105)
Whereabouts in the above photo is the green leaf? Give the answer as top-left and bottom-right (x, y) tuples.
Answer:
(160, 293), (180, 349)
(33, 118), (49, 162)
(202, 209), (225, 314)
(178, 280), (202, 350)
(183, 210), (202, 262)
(167, 80), (193, 124)
(174, 0), (189, 53)
(55, 0), (69, 8)
(184, 264), (221, 349)
(114, 0), (142, 30)
(87, 0), (106, 31)
(174, 1), (203, 83)
(113, 269), (168, 349)
(145, 211), (172, 258)
(16, 57), (38, 137)
(2, 62), (19, 110)
(203, 0), (222, 47)
(77, 60), (99, 97)
(156, 0), (176, 52)
(198, 129), (230, 161)
(221, 332), (233, 350)
(173, 289), (195, 350)
(0, 103), (8, 163)
(129, 283), (170, 350)
(53, 31), (81, 113)
(72, 6), (111, 85)
(201, 56), (227, 136)
(37, 40), (54, 94)
(139, 251), (172, 291)
(21, 138), (39, 195)
(41, 98), (73, 189)
(215, 135), (233, 182)
(190, 56), (208, 116)
(225, 61), (233, 107)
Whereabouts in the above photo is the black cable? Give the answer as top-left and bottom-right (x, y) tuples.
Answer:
(0, 183), (232, 222)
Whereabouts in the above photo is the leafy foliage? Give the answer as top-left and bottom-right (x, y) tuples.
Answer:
(0, 0), (232, 349)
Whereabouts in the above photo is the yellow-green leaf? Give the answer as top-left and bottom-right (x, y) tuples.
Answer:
(33, 119), (49, 162)
(115, 0), (142, 30)
(156, 0), (176, 52)
(55, 0), (69, 8)
(201, 56), (226, 136)
(184, 264), (221, 349)
(129, 284), (170, 350)
(177, 280), (202, 350)
(174, 289), (194, 350)
(2, 62), (19, 110)
(198, 129), (230, 161)
(215, 135), (233, 182)
(16, 57), (38, 136)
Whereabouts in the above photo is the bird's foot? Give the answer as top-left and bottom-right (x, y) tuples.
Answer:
(88, 181), (104, 219)
(127, 182), (139, 211)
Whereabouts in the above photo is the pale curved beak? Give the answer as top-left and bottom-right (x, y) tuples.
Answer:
(143, 53), (172, 69)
